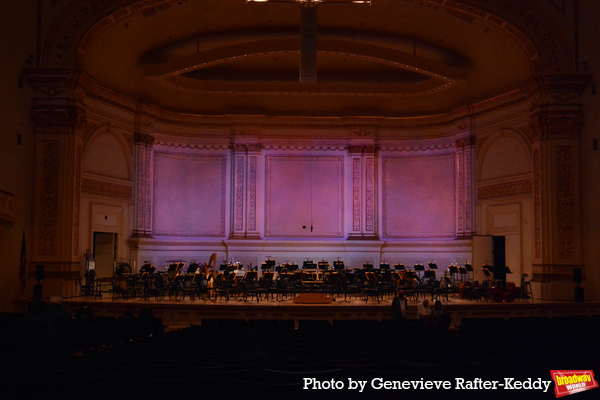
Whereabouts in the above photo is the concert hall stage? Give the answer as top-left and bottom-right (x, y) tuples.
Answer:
(15, 295), (599, 330)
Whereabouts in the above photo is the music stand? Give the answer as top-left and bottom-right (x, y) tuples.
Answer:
(219, 263), (228, 271)
(363, 263), (374, 270)
(427, 262), (438, 270)
(333, 260), (345, 270)
(394, 264), (405, 270)
(287, 263), (298, 271)
(424, 270), (437, 280)
(458, 267), (468, 282)
(414, 263), (425, 280)
(464, 262), (473, 281)
(482, 267), (492, 283)
(379, 263), (390, 270)
(303, 260), (316, 269)
(187, 263), (200, 274)
(318, 260), (330, 270)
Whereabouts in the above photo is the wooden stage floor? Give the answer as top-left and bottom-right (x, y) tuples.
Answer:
(30, 292), (600, 329)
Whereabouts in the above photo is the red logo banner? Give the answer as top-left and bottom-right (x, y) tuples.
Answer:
(551, 370), (598, 398)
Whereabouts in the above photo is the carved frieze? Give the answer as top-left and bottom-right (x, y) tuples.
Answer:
(528, 113), (584, 142)
(82, 178), (133, 200)
(32, 106), (84, 133)
(476, 179), (533, 200)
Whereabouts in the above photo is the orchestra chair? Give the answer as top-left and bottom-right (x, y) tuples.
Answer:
(242, 271), (260, 302)
(212, 274), (230, 302)
(111, 278), (130, 300)
(362, 271), (381, 303)
(179, 276), (197, 302)
(259, 271), (276, 300)
(142, 275), (164, 301)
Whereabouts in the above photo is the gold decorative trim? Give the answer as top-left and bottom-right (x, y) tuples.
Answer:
(476, 179), (533, 200)
(82, 178), (133, 200)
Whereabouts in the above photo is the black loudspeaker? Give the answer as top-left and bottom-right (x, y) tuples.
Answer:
(575, 286), (584, 303)
(33, 284), (43, 302)
(35, 265), (45, 281)
(574, 268), (582, 284)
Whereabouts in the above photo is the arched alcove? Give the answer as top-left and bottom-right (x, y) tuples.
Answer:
(83, 126), (131, 181)
(479, 131), (532, 182)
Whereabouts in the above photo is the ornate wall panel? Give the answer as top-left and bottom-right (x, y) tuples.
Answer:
(266, 156), (344, 238)
(382, 155), (455, 238)
(153, 152), (226, 237)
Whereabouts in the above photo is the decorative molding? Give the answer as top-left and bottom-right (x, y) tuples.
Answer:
(85, 90), (529, 132)
(144, 147), (153, 232)
(457, 148), (464, 234)
(476, 179), (533, 200)
(234, 156), (244, 231)
(153, 139), (228, 150)
(135, 141), (146, 231)
(352, 158), (361, 232)
(556, 146), (575, 259)
(40, 141), (59, 255)
(262, 144), (346, 151)
(464, 145), (473, 233)
(32, 106), (84, 133)
(528, 113), (584, 142)
(247, 156), (257, 232)
(365, 157), (375, 232)
(82, 178), (133, 200)
(380, 142), (455, 152)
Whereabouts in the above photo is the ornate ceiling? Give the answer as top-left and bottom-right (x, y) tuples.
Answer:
(45, 0), (573, 117)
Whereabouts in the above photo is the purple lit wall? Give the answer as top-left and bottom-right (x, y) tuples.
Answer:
(153, 152), (226, 237)
(382, 155), (455, 238)
(266, 156), (344, 238)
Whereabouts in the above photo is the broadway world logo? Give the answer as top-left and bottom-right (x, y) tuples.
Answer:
(551, 370), (598, 397)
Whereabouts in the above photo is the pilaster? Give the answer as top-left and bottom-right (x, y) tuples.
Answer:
(347, 144), (379, 240)
(25, 68), (88, 297)
(522, 74), (590, 300)
(455, 132), (476, 239)
(230, 142), (262, 239)
(132, 111), (155, 238)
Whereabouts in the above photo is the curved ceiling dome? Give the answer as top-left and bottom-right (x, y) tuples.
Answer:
(79, 0), (535, 117)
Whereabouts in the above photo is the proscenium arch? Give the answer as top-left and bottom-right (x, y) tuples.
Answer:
(41, 0), (574, 75)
